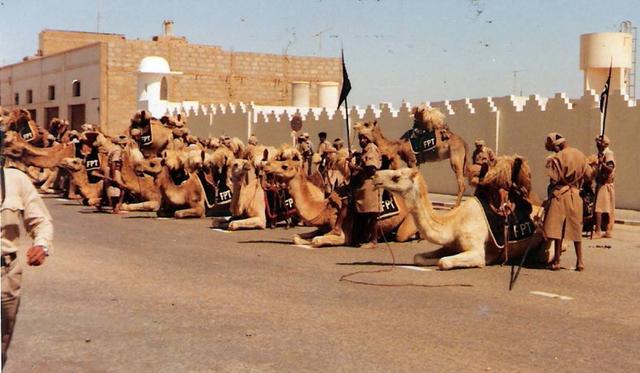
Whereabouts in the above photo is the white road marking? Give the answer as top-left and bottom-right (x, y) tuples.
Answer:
(530, 291), (574, 300)
(210, 228), (232, 234)
(293, 244), (314, 250)
(399, 266), (433, 272)
(154, 217), (171, 220)
(56, 198), (69, 202)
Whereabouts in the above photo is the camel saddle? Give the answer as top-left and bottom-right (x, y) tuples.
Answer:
(402, 127), (437, 154)
(378, 190), (400, 220)
(265, 187), (297, 223)
(84, 148), (102, 184)
(18, 122), (36, 142)
(476, 191), (535, 248)
(196, 170), (232, 217)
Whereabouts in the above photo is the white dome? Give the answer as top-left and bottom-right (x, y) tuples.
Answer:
(138, 56), (171, 74)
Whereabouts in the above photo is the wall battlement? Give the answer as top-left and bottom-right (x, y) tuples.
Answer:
(167, 90), (640, 210)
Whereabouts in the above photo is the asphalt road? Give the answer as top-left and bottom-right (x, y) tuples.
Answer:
(5, 196), (640, 372)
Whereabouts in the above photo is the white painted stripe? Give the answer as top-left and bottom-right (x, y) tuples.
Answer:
(154, 217), (171, 220)
(530, 291), (573, 300)
(210, 228), (232, 234)
(399, 265), (433, 272)
(293, 244), (313, 250)
(56, 198), (69, 202)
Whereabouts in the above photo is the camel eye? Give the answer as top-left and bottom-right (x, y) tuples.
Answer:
(282, 165), (288, 170)
(392, 175), (400, 183)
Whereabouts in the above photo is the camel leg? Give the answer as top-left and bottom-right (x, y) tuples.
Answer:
(311, 231), (346, 248)
(40, 168), (59, 193)
(450, 158), (466, 206)
(394, 216), (418, 242)
(414, 247), (457, 266)
(438, 237), (485, 270)
(228, 217), (266, 230)
(120, 200), (161, 212)
(174, 206), (204, 219)
(293, 228), (326, 245)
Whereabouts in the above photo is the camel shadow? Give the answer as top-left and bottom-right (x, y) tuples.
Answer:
(237, 239), (293, 245)
(336, 261), (424, 267)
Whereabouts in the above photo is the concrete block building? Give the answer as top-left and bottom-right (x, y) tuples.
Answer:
(0, 21), (342, 135)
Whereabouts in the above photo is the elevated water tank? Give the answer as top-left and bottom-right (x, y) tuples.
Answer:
(580, 32), (633, 94)
(137, 56), (181, 117)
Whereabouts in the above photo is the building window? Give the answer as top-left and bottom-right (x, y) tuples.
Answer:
(72, 80), (81, 97)
(14, 93), (19, 105)
(26, 89), (33, 104)
(48, 85), (55, 100)
(160, 77), (168, 100)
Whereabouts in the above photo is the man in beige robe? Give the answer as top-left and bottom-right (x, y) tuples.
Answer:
(593, 135), (616, 238)
(543, 133), (591, 271)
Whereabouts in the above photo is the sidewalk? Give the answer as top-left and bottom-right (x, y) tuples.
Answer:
(429, 193), (640, 226)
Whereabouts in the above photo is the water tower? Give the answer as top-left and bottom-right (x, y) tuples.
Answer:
(580, 25), (635, 98)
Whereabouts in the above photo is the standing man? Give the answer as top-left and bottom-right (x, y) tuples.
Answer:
(593, 135), (616, 238)
(472, 139), (496, 166)
(543, 133), (591, 271)
(350, 133), (382, 249)
(1, 130), (54, 367)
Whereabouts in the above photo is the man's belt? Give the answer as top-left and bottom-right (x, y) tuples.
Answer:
(1, 252), (17, 267)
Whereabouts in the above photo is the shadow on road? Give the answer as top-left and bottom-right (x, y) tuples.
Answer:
(336, 261), (422, 267)
(237, 239), (293, 245)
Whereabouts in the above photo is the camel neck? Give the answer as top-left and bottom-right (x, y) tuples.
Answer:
(231, 170), (259, 216)
(287, 172), (325, 222)
(22, 142), (74, 168)
(405, 177), (451, 245)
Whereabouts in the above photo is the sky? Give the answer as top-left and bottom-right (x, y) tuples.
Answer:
(0, 0), (638, 106)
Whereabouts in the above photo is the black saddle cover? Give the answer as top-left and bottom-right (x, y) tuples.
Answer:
(477, 190), (535, 248)
(402, 127), (437, 155)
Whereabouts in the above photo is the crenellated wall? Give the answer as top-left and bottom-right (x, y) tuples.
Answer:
(168, 90), (640, 210)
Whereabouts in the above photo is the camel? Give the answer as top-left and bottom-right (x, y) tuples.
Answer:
(220, 158), (267, 230)
(142, 149), (205, 218)
(118, 141), (163, 212)
(354, 105), (470, 206)
(59, 158), (104, 207)
(372, 165), (548, 270)
(263, 159), (417, 247)
(5, 109), (49, 146)
(129, 110), (174, 157)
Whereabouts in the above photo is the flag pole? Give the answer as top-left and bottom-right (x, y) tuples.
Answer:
(344, 96), (351, 157)
(601, 60), (612, 137)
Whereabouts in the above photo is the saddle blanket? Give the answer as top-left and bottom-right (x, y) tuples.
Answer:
(476, 195), (535, 248)
(140, 125), (153, 147)
(378, 190), (400, 220)
(19, 124), (36, 142)
(403, 128), (437, 154)
(196, 170), (232, 208)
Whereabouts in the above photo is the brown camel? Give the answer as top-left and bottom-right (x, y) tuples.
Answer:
(118, 141), (163, 212)
(3, 130), (77, 169)
(354, 105), (470, 206)
(225, 159), (267, 230)
(142, 149), (205, 218)
(59, 158), (104, 207)
(129, 110), (174, 157)
(263, 159), (417, 247)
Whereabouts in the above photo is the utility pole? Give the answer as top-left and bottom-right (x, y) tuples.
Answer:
(96, 0), (101, 33)
(313, 28), (331, 57)
(512, 70), (525, 96)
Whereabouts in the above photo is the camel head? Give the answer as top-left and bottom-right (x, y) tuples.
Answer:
(1, 131), (25, 158)
(372, 168), (420, 195)
(478, 155), (532, 194)
(6, 109), (35, 133)
(353, 120), (378, 136)
(59, 157), (85, 172)
(183, 146), (205, 173)
(230, 159), (254, 184)
(161, 149), (187, 172)
(275, 144), (303, 167)
(263, 159), (300, 182)
(411, 104), (445, 130)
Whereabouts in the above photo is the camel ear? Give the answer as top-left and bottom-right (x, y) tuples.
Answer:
(177, 114), (182, 121)
(262, 148), (269, 162)
(409, 168), (420, 179)
(373, 120), (377, 126)
(201, 150), (205, 162)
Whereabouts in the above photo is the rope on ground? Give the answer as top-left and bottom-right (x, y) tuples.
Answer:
(338, 227), (473, 288)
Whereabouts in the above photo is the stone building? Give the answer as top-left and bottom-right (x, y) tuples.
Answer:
(0, 21), (342, 135)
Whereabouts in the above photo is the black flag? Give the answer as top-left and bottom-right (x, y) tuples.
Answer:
(337, 48), (351, 109)
(599, 62), (612, 113)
